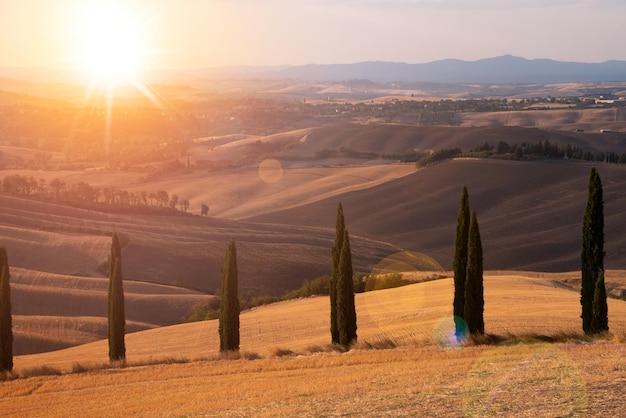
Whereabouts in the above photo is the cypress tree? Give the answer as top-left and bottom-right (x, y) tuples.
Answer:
(464, 211), (484, 335)
(336, 228), (357, 347)
(0, 246), (13, 372)
(330, 203), (345, 344)
(453, 186), (470, 322)
(591, 271), (609, 332)
(219, 239), (240, 352)
(108, 233), (126, 362)
(581, 168), (607, 334)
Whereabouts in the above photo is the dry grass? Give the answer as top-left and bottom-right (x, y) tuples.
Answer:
(2, 274), (624, 416)
(2, 341), (624, 417)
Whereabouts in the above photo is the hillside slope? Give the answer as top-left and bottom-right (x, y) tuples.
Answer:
(5, 123), (626, 356)
(14, 273), (626, 372)
(249, 159), (626, 272)
(5, 274), (624, 418)
(0, 192), (400, 354)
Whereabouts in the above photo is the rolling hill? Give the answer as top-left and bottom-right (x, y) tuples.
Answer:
(4, 122), (626, 355)
(4, 274), (626, 417)
(248, 158), (626, 272)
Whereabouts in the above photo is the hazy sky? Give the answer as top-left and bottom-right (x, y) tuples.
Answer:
(3, 0), (626, 72)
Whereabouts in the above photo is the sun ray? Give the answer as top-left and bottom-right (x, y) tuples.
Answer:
(65, 1), (167, 163)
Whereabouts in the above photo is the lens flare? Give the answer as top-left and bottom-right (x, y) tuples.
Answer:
(359, 251), (446, 343)
(464, 345), (587, 416)
(258, 158), (284, 184)
(433, 316), (469, 351)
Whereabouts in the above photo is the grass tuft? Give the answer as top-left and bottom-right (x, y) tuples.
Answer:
(270, 347), (298, 358)
(305, 344), (347, 354)
(352, 338), (398, 351)
(467, 331), (612, 347)
(241, 351), (262, 360)
(20, 365), (63, 379)
(70, 362), (110, 374)
(129, 357), (191, 367)
(0, 370), (19, 381)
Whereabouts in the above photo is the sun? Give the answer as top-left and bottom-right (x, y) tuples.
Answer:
(64, 1), (163, 161)
(70, 2), (151, 87)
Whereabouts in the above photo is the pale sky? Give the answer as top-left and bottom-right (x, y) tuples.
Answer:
(2, 0), (626, 73)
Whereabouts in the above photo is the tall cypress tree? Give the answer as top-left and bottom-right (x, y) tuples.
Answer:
(453, 186), (470, 322)
(581, 168), (608, 334)
(108, 233), (126, 361)
(336, 228), (357, 347)
(591, 271), (609, 332)
(330, 203), (345, 344)
(464, 211), (484, 335)
(0, 246), (13, 372)
(219, 239), (240, 352)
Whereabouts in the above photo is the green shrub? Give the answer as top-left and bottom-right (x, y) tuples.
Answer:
(184, 299), (220, 322)
(241, 293), (280, 310)
(282, 275), (330, 300)
(353, 273), (366, 293)
(416, 147), (462, 167)
(364, 273), (411, 291)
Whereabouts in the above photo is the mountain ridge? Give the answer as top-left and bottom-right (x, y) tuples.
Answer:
(259, 55), (626, 83)
(3, 55), (626, 85)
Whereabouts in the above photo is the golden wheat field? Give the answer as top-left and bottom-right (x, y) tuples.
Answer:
(2, 273), (625, 417)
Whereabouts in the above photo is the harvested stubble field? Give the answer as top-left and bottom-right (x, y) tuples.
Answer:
(2, 274), (625, 417)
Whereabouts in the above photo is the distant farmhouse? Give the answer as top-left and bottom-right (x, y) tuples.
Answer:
(595, 96), (626, 104)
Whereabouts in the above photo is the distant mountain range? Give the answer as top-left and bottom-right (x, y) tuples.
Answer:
(253, 55), (626, 84)
(2, 55), (626, 85)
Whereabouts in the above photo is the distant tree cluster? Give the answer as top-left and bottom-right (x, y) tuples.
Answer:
(314, 147), (380, 160)
(416, 148), (463, 167)
(470, 140), (626, 163)
(1, 174), (193, 214)
(409, 139), (626, 169)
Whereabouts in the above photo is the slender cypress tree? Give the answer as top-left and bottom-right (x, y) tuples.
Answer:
(330, 203), (345, 344)
(581, 168), (608, 334)
(591, 271), (609, 332)
(0, 246), (13, 372)
(464, 211), (484, 335)
(219, 239), (240, 352)
(453, 186), (470, 322)
(336, 228), (357, 347)
(108, 233), (126, 361)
